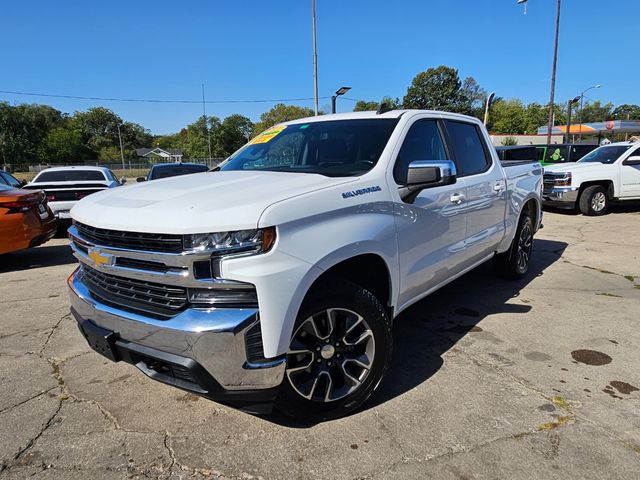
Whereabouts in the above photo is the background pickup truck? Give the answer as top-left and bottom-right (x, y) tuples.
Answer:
(67, 110), (542, 420)
(542, 141), (640, 215)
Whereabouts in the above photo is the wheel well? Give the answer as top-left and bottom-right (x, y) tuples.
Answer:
(524, 198), (538, 229)
(308, 254), (391, 308)
(579, 180), (614, 199)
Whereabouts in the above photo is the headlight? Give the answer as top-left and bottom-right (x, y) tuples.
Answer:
(554, 172), (572, 187)
(183, 227), (276, 254)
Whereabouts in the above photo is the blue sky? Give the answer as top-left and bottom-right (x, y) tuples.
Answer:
(2, 0), (637, 134)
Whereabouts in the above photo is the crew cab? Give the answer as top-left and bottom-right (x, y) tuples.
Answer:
(542, 141), (640, 215)
(67, 110), (542, 420)
(24, 166), (123, 220)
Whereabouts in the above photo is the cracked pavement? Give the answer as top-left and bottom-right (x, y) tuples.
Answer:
(1, 209), (639, 479)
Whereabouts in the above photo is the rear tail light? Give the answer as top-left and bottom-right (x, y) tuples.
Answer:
(0, 195), (41, 213)
(76, 192), (90, 199)
(47, 193), (56, 201)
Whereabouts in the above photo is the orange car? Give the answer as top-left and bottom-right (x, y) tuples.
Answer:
(0, 184), (57, 255)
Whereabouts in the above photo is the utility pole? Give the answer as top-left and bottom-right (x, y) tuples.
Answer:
(546, 0), (561, 145)
(312, 0), (319, 116)
(116, 123), (125, 170)
(202, 84), (212, 163)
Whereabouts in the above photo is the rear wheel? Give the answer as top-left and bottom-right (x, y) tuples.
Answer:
(493, 212), (534, 279)
(579, 185), (609, 216)
(276, 280), (392, 421)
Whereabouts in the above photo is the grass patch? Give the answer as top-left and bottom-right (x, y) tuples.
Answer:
(624, 275), (635, 282)
(634, 285), (640, 290)
(596, 293), (623, 298)
(537, 415), (571, 431)
(551, 396), (571, 411)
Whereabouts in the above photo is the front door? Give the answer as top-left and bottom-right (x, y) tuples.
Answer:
(620, 148), (640, 197)
(390, 118), (468, 310)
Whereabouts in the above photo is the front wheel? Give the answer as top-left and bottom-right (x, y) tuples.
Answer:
(493, 212), (534, 279)
(579, 185), (609, 216)
(275, 280), (392, 421)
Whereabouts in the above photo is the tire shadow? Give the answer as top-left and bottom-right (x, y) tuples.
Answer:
(270, 238), (568, 427)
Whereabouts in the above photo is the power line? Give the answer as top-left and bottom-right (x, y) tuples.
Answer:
(0, 89), (338, 105)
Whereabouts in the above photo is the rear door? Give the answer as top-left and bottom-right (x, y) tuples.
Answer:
(390, 118), (468, 309)
(443, 120), (507, 265)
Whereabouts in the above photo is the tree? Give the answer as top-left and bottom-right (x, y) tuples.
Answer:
(612, 104), (640, 121)
(460, 77), (487, 119)
(403, 65), (468, 112)
(253, 103), (315, 135)
(46, 124), (92, 163)
(577, 101), (613, 123)
(524, 102), (549, 135)
(491, 99), (527, 134)
(219, 114), (253, 156)
(353, 100), (379, 111)
(353, 96), (401, 112)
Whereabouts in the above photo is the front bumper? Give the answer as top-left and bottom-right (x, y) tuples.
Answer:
(68, 268), (286, 412)
(542, 187), (579, 208)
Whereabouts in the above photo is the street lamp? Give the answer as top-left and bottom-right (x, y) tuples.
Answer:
(311, 0), (319, 116)
(331, 87), (351, 114)
(578, 84), (601, 140)
(565, 95), (581, 143)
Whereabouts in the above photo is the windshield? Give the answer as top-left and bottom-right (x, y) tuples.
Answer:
(578, 145), (631, 164)
(149, 164), (208, 180)
(35, 170), (106, 182)
(220, 119), (399, 177)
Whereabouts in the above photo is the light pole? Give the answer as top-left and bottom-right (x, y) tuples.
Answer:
(565, 96), (580, 143)
(519, 1), (562, 144)
(331, 87), (351, 114)
(116, 123), (125, 170)
(311, 0), (319, 116)
(578, 84), (601, 140)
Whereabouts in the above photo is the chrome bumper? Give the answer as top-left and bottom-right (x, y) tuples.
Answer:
(542, 187), (579, 206)
(68, 268), (285, 392)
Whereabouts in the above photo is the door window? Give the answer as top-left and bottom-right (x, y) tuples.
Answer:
(393, 120), (448, 184)
(445, 121), (490, 177)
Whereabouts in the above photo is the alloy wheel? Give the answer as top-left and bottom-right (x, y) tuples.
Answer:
(286, 308), (375, 403)
(591, 192), (606, 212)
(516, 223), (533, 271)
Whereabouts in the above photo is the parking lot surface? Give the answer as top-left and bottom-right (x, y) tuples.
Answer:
(1, 209), (639, 480)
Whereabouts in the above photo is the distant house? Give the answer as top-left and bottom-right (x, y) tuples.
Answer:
(136, 147), (184, 162)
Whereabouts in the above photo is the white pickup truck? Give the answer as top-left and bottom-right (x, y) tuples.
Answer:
(542, 141), (640, 215)
(67, 110), (542, 420)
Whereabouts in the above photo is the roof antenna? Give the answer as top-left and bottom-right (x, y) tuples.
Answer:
(377, 102), (393, 115)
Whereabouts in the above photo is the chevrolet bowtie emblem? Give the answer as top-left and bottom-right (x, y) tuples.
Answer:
(88, 248), (113, 267)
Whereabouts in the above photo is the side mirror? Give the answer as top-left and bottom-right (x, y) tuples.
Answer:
(119, 176), (127, 185)
(624, 155), (640, 166)
(400, 160), (457, 203)
(136, 177), (146, 182)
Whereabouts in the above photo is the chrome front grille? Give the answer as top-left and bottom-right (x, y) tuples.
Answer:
(80, 266), (188, 319)
(543, 174), (558, 194)
(75, 222), (183, 253)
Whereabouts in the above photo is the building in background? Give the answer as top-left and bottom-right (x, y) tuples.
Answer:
(135, 147), (183, 162)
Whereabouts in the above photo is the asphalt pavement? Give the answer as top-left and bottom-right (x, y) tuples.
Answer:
(1, 207), (639, 479)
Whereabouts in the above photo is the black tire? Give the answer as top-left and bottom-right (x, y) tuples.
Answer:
(275, 279), (392, 421)
(493, 212), (534, 280)
(579, 185), (609, 216)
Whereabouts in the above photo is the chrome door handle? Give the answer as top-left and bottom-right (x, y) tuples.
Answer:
(450, 193), (465, 204)
(493, 184), (504, 192)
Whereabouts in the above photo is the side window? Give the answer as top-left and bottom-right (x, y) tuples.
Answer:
(445, 121), (490, 177)
(0, 172), (21, 188)
(394, 120), (447, 184)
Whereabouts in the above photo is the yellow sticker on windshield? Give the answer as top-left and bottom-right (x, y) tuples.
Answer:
(249, 125), (287, 144)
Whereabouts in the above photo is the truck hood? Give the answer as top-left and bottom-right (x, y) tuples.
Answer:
(71, 170), (355, 234)
(544, 162), (603, 173)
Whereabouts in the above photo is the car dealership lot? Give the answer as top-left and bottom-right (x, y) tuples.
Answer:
(1, 209), (639, 479)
